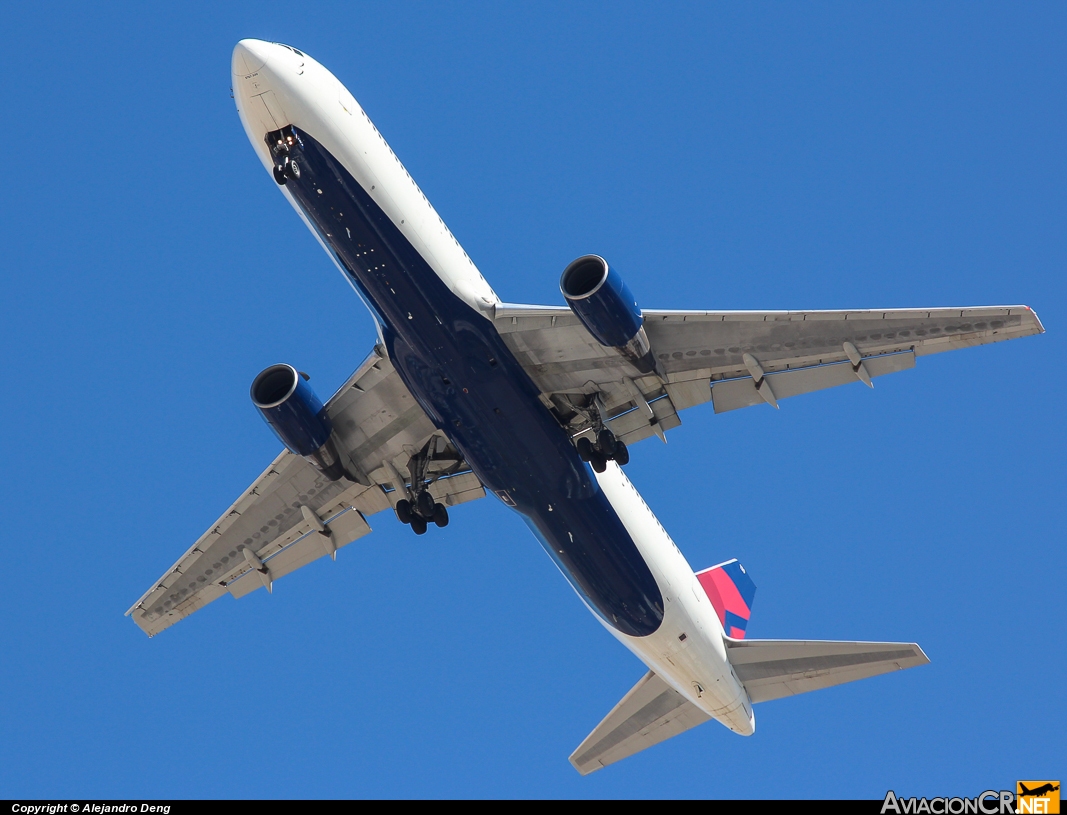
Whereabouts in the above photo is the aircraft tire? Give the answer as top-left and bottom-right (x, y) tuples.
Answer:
(590, 451), (607, 474)
(576, 436), (593, 461)
(417, 490), (436, 518)
(394, 499), (413, 525)
(613, 440), (629, 466)
(410, 516), (428, 535)
(597, 428), (616, 456)
(433, 503), (449, 527)
(272, 164), (287, 185)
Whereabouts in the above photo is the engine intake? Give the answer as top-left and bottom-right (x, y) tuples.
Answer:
(560, 255), (657, 374)
(251, 363), (347, 480)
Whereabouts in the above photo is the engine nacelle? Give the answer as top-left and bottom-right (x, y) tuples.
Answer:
(251, 363), (347, 481)
(560, 255), (657, 374)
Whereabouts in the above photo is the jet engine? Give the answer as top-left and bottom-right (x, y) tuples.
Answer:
(560, 255), (657, 374)
(251, 363), (347, 480)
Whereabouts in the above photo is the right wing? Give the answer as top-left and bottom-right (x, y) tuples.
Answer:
(126, 347), (484, 637)
(725, 638), (930, 703)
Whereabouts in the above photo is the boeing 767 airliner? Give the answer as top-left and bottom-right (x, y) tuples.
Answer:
(127, 40), (1044, 774)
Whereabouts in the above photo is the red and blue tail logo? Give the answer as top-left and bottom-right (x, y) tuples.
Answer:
(696, 559), (756, 639)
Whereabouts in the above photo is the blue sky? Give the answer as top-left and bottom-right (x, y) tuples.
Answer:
(1, 1), (1064, 799)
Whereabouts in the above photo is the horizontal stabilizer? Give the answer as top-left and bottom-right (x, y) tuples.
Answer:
(569, 671), (709, 776)
(725, 638), (929, 703)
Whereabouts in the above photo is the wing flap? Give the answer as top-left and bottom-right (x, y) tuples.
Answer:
(604, 394), (683, 445)
(428, 471), (486, 507)
(126, 451), (352, 636)
(569, 671), (710, 776)
(711, 350), (915, 413)
(227, 506), (372, 599)
(725, 639), (929, 703)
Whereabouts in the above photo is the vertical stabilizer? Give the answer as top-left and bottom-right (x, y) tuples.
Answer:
(696, 559), (756, 639)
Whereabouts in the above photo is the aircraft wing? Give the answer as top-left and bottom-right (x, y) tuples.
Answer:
(496, 303), (1043, 445)
(569, 670), (710, 776)
(126, 348), (484, 637)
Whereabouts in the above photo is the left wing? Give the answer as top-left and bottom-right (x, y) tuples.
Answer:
(496, 303), (1043, 446)
(126, 348), (484, 637)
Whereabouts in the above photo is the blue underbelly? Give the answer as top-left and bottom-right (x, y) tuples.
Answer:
(277, 126), (663, 637)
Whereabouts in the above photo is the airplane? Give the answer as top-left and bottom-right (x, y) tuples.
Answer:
(126, 39), (1045, 775)
(1019, 784), (1060, 798)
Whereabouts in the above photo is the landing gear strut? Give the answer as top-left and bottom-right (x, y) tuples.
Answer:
(392, 438), (452, 535)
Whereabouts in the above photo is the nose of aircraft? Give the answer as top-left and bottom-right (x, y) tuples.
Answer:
(232, 39), (270, 76)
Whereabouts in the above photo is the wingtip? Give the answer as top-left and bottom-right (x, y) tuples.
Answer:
(1020, 305), (1046, 334)
(912, 643), (931, 665)
(569, 756), (599, 776)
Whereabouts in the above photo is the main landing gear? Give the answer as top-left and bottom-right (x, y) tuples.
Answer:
(392, 436), (453, 535)
(576, 427), (629, 473)
(394, 490), (449, 536)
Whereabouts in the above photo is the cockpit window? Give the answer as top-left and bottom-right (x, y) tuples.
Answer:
(274, 43), (305, 57)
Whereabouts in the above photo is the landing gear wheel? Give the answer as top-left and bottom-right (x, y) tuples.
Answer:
(576, 436), (593, 462)
(613, 439), (629, 466)
(433, 503), (449, 528)
(273, 164), (287, 185)
(394, 499), (413, 525)
(589, 451), (608, 473)
(284, 158), (301, 180)
(597, 428), (617, 457)
(410, 515), (428, 535)
(417, 490), (436, 519)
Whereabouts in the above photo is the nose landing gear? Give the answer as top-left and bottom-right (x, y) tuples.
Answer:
(272, 156), (301, 186)
(265, 125), (303, 186)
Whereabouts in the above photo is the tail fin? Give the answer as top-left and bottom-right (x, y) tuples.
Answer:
(696, 559), (756, 639)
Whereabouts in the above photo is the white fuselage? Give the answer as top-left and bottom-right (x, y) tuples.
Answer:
(231, 39), (754, 736)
